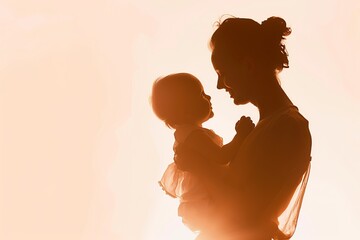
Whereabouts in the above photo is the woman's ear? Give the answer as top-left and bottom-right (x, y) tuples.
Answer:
(237, 57), (255, 75)
(244, 57), (256, 74)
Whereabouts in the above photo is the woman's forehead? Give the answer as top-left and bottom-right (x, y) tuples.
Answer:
(211, 51), (222, 69)
(211, 50), (231, 71)
(211, 47), (232, 65)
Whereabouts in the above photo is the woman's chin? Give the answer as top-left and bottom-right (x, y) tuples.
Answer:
(233, 97), (249, 105)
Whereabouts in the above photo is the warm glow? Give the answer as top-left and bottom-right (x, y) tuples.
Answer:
(0, 0), (359, 239)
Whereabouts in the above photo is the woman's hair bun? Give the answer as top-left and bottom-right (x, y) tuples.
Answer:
(210, 16), (292, 72)
(260, 17), (291, 70)
(261, 17), (291, 41)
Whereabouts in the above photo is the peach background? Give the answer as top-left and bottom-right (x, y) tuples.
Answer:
(0, 0), (359, 239)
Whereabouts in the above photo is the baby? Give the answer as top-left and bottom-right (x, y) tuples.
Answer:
(151, 73), (254, 231)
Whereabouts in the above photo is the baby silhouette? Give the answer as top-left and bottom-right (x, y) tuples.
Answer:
(151, 72), (254, 231)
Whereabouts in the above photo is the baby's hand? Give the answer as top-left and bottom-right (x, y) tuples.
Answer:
(235, 116), (255, 137)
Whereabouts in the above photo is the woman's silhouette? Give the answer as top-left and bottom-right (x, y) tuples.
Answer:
(175, 16), (312, 240)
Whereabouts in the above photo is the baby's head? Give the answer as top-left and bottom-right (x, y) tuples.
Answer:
(151, 73), (213, 128)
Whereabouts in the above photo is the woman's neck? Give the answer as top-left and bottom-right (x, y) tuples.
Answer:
(252, 77), (294, 121)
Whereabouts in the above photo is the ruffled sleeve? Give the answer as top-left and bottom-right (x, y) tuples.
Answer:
(159, 162), (213, 231)
(158, 162), (184, 198)
(272, 161), (311, 239)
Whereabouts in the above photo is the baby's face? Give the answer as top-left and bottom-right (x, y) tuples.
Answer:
(185, 79), (214, 124)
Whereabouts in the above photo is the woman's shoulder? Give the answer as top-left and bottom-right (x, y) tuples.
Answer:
(263, 106), (312, 154)
(276, 106), (309, 130)
(256, 106), (309, 139)
(272, 107), (312, 156)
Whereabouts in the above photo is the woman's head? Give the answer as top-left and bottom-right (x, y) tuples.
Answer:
(151, 73), (213, 128)
(210, 16), (291, 105)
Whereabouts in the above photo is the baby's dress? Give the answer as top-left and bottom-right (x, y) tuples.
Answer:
(159, 125), (223, 232)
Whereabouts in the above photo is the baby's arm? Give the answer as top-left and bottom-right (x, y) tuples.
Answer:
(216, 116), (255, 164)
(235, 116), (255, 139)
(182, 116), (254, 165)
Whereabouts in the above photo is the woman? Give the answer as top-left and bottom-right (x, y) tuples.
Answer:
(175, 16), (312, 240)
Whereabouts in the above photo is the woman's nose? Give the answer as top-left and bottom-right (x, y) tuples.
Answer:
(217, 76), (225, 89)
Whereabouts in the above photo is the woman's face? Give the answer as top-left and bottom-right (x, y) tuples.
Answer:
(211, 51), (255, 105)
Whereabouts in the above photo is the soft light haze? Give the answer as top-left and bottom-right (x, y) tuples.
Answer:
(0, 0), (359, 239)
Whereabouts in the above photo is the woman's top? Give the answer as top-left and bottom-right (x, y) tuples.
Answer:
(225, 105), (312, 239)
(159, 124), (223, 232)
